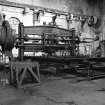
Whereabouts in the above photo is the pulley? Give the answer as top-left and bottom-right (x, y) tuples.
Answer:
(88, 16), (97, 27)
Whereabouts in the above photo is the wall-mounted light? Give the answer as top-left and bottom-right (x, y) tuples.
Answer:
(22, 7), (30, 15)
(33, 9), (41, 21)
(52, 14), (57, 24)
(39, 10), (44, 16)
(66, 13), (71, 21)
(80, 16), (86, 28)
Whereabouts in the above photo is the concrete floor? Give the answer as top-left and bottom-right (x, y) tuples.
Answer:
(0, 74), (105, 105)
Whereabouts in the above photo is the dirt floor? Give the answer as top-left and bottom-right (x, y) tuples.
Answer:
(0, 73), (105, 105)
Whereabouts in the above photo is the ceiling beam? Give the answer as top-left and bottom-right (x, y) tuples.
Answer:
(0, 1), (89, 18)
(0, 1), (68, 15)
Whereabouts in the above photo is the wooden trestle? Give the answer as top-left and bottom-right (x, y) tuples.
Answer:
(9, 61), (40, 88)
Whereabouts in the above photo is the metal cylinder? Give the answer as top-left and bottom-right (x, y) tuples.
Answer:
(0, 20), (16, 51)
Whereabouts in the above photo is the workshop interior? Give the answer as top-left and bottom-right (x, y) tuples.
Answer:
(0, 0), (105, 105)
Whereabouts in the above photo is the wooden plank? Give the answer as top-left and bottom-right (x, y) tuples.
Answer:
(28, 67), (40, 82)
(21, 83), (40, 88)
(18, 67), (27, 88)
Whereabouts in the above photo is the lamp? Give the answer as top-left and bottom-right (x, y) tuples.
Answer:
(33, 9), (41, 21)
(22, 7), (30, 15)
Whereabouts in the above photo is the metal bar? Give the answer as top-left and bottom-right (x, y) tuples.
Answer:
(0, 1), (24, 9)
(16, 44), (72, 47)
(23, 43), (72, 45)
(19, 38), (78, 42)
(24, 26), (72, 36)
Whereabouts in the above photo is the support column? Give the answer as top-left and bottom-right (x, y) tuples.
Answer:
(18, 23), (24, 61)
